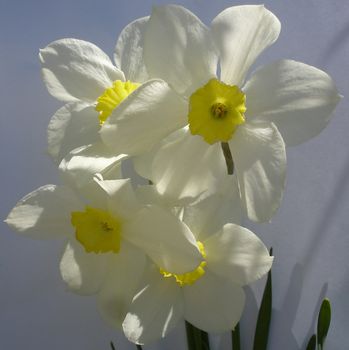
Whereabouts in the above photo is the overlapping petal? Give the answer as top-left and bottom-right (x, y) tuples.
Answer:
(114, 17), (149, 83)
(182, 177), (242, 241)
(5, 185), (83, 239)
(100, 80), (188, 156)
(98, 241), (147, 329)
(144, 4), (218, 95)
(59, 142), (126, 192)
(40, 39), (125, 102)
(47, 102), (99, 164)
(123, 263), (183, 345)
(183, 270), (245, 333)
(244, 59), (341, 145)
(134, 128), (228, 203)
(205, 223), (273, 285)
(95, 178), (142, 220)
(229, 122), (286, 222)
(211, 5), (281, 86)
(124, 205), (203, 274)
(60, 240), (110, 295)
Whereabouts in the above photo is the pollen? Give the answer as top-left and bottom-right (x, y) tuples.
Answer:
(160, 241), (207, 286)
(96, 80), (141, 125)
(188, 78), (246, 144)
(71, 206), (122, 253)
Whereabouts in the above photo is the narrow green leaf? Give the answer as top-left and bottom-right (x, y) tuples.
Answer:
(185, 321), (210, 350)
(317, 298), (331, 349)
(110, 341), (116, 350)
(199, 329), (210, 350)
(306, 334), (316, 350)
(231, 323), (241, 350)
(253, 247), (273, 350)
(186, 321), (196, 350)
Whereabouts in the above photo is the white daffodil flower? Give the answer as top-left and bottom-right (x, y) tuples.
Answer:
(88, 182), (268, 344)
(5, 177), (203, 328)
(100, 5), (341, 222)
(41, 17), (149, 165)
(118, 196), (273, 345)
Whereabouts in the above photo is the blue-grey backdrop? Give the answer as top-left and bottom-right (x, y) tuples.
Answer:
(1, 0), (348, 349)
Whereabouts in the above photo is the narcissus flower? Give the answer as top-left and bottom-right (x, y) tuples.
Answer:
(117, 193), (273, 344)
(41, 17), (150, 164)
(5, 177), (203, 327)
(100, 4), (341, 222)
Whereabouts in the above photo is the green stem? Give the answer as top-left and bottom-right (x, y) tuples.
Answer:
(232, 323), (241, 350)
(110, 341), (116, 350)
(221, 142), (234, 175)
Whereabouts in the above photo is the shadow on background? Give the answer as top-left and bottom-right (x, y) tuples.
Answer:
(320, 22), (349, 67)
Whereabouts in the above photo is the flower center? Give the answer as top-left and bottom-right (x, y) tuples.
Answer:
(96, 80), (140, 125)
(71, 206), (122, 253)
(211, 102), (228, 119)
(160, 241), (207, 286)
(188, 78), (246, 144)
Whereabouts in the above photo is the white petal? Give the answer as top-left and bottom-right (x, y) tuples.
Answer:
(40, 39), (125, 102)
(211, 5), (281, 86)
(182, 177), (242, 241)
(100, 79), (188, 156)
(5, 185), (82, 239)
(244, 59), (341, 146)
(94, 178), (142, 220)
(123, 205), (203, 274)
(144, 5), (218, 95)
(230, 122), (286, 222)
(123, 263), (183, 345)
(59, 142), (126, 191)
(47, 102), (99, 164)
(60, 240), (109, 295)
(97, 241), (146, 329)
(205, 223), (273, 285)
(135, 185), (166, 206)
(183, 271), (245, 333)
(135, 128), (228, 203)
(132, 128), (186, 182)
(114, 17), (149, 82)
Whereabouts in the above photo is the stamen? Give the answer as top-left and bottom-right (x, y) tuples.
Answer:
(71, 206), (122, 253)
(211, 102), (228, 119)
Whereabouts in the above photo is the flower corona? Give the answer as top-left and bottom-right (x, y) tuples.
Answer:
(188, 79), (246, 144)
(96, 80), (141, 124)
(159, 241), (207, 286)
(71, 206), (122, 253)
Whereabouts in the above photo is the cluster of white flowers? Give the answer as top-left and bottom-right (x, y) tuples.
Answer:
(5, 4), (340, 346)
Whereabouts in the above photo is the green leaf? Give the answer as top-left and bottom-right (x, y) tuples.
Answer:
(110, 341), (116, 350)
(136, 345), (143, 350)
(185, 321), (210, 350)
(317, 298), (331, 349)
(186, 321), (196, 350)
(231, 323), (241, 350)
(253, 247), (273, 350)
(306, 334), (316, 350)
(198, 329), (210, 350)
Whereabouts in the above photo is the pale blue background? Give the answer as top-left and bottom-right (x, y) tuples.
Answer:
(1, 0), (348, 349)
